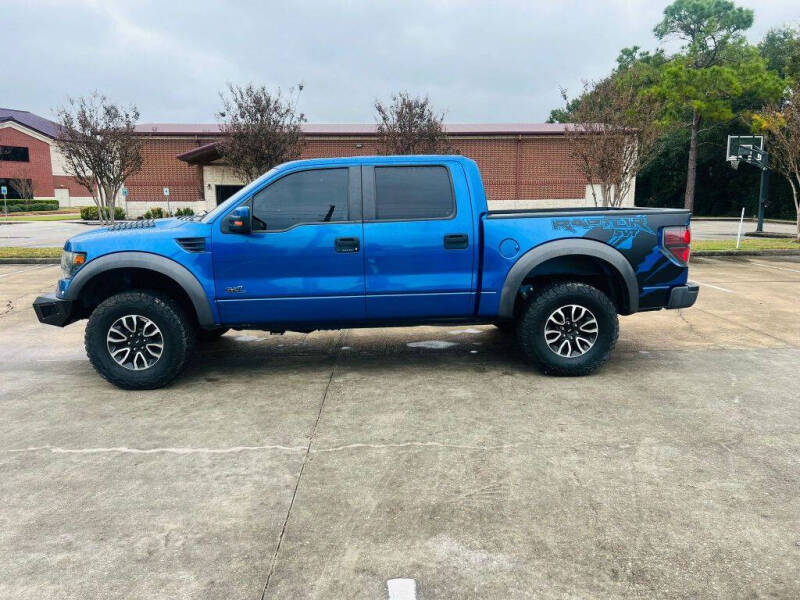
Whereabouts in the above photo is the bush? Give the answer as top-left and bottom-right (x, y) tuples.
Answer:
(139, 207), (194, 219)
(80, 205), (126, 220)
(2, 199), (59, 212)
(142, 207), (166, 219)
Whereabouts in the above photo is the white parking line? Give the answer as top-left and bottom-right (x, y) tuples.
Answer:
(749, 261), (800, 274)
(387, 578), (417, 600)
(0, 264), (56, 279)
(693, 280), (733, 293)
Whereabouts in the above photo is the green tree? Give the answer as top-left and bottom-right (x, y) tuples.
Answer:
(547, 47), (666, 124)
(652, 41), (782, 211)
(758, 26), (800, 82)
(654, 0), (756, 211)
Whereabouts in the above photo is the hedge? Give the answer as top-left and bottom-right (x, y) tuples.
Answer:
(2, 199), (59, 212)
(3, 198), (55, 206)
(80, 205), (126, 220)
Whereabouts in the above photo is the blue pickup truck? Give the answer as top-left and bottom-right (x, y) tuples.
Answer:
(34, 155), (697, 389)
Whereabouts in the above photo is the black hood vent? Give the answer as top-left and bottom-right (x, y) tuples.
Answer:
(176, 237), (206, 253)
(107, 219), (155, 231)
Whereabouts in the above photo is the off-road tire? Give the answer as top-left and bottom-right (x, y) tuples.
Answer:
(85, 290), (195, 389)
(197, 327), (229, 342)
(516, 282), (618, 376)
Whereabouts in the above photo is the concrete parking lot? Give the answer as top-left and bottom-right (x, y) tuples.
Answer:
(1, 257), (799, 599)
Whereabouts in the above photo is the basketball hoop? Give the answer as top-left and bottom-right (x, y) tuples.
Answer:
(729, 158), (740, 170)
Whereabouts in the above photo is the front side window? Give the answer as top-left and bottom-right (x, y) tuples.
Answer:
(251, 168), (349, 231)
(0, 146), (30, 162)
(374, 166), (454, 221)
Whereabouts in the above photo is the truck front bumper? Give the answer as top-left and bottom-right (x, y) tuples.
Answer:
(667, 282), (699, 309)
(33, 294), (75, 327)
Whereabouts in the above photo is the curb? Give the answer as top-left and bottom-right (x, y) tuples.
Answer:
(693, 249), (800, 257)
(744, 231), (796, 239)
(0, 258), (60, 264)
(693, 217), (795, 224)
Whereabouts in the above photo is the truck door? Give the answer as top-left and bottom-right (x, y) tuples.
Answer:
(361, 162), (476, 319)
(212, 165), (365, 325)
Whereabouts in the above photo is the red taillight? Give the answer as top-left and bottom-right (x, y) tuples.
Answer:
(663, 226), (691, 264)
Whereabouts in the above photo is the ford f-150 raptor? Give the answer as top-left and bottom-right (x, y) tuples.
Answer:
(34, 155), (697, 389)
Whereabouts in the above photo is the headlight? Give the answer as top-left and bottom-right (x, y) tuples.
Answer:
(61, 251), (86, 277)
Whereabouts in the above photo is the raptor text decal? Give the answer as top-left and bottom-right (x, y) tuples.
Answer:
(551, 215), (655, 249)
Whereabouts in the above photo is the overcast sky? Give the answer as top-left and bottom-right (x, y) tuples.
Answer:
(5, 0), (799, 124)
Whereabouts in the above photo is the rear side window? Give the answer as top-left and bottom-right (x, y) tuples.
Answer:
(374, 166), (454, 220)
(251, 168), (349, 231)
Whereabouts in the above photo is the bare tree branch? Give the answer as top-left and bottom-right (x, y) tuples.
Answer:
(216, 83), (306, 184)
(375, 92), (453, 155)
(54, 93), (142, 224)
(562, 76), (663, 207)
(755, 85), (800, 239)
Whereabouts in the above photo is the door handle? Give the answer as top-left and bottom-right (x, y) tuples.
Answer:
(335, 237), (360, 253)
(444, 233), (469, 250)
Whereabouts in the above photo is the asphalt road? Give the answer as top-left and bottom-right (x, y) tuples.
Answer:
(690, 218), (797, 240)
(0, 218), (796, 248)
(0, 220), (95, 248)
(1, 257), (799, 599)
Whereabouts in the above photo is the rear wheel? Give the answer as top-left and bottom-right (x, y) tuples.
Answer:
(85, 291), (195, 389)
(516, 282), (618, 376)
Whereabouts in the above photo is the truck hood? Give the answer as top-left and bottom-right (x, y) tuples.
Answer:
(64, 218), (210, 253)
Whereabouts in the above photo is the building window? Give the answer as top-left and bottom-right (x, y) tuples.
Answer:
(0, 146), (30, 162)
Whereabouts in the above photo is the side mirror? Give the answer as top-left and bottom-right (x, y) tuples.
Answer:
(227, 206), (252, 234)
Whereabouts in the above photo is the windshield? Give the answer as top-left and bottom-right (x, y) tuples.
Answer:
(200, 167), (278, 223)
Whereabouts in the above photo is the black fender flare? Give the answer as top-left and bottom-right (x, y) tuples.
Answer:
(65, 251), (215, 327)
(498, 239), (639, 318)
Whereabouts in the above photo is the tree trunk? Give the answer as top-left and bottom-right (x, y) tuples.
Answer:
(684, 109), (701, 212)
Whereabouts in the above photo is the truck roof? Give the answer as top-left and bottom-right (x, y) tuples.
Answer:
(277, 154), (475, 169)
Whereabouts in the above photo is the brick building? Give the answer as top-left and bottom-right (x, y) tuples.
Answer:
(1, 108), (635, 215)
(0, 108), (92, 204)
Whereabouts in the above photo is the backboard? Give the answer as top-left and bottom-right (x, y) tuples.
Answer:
(726, 135), (763, 161)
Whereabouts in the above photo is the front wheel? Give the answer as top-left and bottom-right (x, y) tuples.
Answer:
(516, 282), (618, 376)
(85, 291), (195, 389)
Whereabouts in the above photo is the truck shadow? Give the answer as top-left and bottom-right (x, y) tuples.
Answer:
(180, 327), (532, 383)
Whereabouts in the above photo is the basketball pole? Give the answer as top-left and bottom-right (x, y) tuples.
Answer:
(728, 137), (769, 233)
(757, 165), (769, 233)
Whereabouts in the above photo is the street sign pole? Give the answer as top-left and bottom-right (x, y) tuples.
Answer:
(163, 187), (171, 216)
(1, 186), (7, 218)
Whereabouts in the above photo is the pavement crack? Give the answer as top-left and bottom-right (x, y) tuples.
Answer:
(3, 444), (307, 455)
(260, 330), (344, 599)
(313, 441), (522, 453)
(677, 310), (701, 338)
